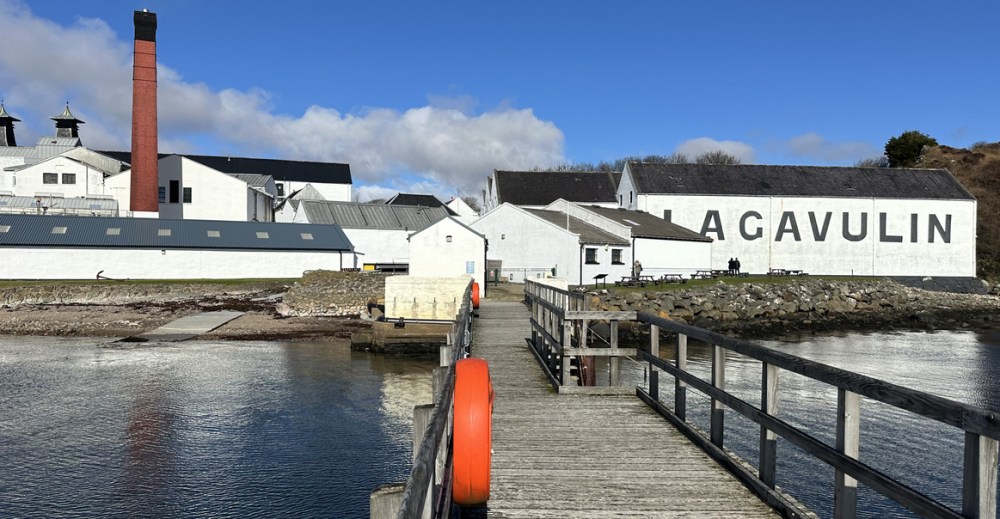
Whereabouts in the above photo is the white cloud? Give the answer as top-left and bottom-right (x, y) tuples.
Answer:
(782, 132), (879, 163)
(676, 137), (756, 163)
(0, 1), (565, 195)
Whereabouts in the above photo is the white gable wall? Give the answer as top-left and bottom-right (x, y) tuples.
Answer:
(633, 238), (712, 278)
(4, 156), (109, 198)
(472, 204), (579, 284)
(278, 180), (350, 202)
(616, 163), (640, 210)
(409, 217), (485, 300)
(344, 228), (411, 267)
(159, 156), (259, 221)
(637, 193), (976, 277)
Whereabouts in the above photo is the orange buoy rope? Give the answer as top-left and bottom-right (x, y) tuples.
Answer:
(452, 357), (493, 506)
(471, 282), (480, 309)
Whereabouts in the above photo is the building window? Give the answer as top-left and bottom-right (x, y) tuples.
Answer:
(256, 231), (269, 239)
(0, 225), (10, 233)
(300, 233), (314, 240)
(61, 173), (76, 184)
(612, 249), (623, 265)
(585, 247), (598, 264)
(276, 183), (285, 197)
(158, 187), (166, 203)
(629, 191), (633, 205)
(106, 228), (121, 236)
(51, 226), (67, 234)
(43, 173), (58, 184)
(169, 180), (179, 203)
(183, 187), (192, 203)
(158, 228), (171, 237)
(663, 209), (672, 222)
(207, 230), (220, 238)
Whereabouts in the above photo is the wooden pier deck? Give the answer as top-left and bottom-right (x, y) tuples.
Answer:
(473, 301), (779, 518)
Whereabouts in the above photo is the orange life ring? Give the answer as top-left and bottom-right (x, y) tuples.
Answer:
(471, 282), (480, 309)
(452, 358), (493, 506)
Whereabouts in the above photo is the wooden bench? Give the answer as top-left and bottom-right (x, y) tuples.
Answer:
(660, 274), (687, 284)
(691, 270), (713, 280)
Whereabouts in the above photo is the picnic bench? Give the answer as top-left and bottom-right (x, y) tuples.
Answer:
(615, 275), (657, 287)
(691, 269), (713, 280)
(659, 273), (687, 284)
(768, 268), (808, 276)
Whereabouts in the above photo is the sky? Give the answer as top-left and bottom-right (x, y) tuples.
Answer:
(1, 1), (999, 202)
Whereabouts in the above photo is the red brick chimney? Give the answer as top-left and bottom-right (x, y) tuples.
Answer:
(130, 10), (158, 214)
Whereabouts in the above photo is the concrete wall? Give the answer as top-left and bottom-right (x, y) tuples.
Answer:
(383, 275), (471, 320)
(409, 217), (485, 299)
(635, 193), (976, 276)
(0, 247), (349, 280)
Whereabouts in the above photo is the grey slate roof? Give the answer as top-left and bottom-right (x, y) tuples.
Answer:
(98, 151), (352, 185)
(627, 162), (974, 200)
(582, 206), (712, 242)
(298, 200), (450, 231)
(495, 170), (622, 206)
(386, 193), (445, 207)
(0, 214), (353, 251)
(524, 208), (629, 246)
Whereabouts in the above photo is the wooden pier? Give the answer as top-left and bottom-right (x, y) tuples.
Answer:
(474, 301), (779, 518)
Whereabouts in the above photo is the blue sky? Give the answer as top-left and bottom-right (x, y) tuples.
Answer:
(2, 1), (998, 201)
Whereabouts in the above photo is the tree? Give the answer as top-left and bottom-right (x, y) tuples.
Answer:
(854, 156), (889, 168)
(695, 150), (741, 165)
(885, 130), (938, 168)
(461, 195), (481, 212)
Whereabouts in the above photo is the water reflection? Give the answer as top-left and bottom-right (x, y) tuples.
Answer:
(0, 337), (435, 518)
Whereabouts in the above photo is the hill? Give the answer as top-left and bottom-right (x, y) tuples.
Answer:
(918, 142), (1000, 279)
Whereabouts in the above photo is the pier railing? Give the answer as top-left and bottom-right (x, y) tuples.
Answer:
(522, 280), (1000, 518)
(524, 279), (636, 394)
(373, 281), (474, 519)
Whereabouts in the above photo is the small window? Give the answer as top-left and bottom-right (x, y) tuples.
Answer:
(276, 183), (285, 197)
(0, 225), (10, 233)
(158, 186), (166, 203)
(611, 249), (623, 265)
(61, 173), (76, 185)
(256, 231), (269, 239)
(106, 228), (121, 236)
(300, 233), (314, 240)
(183, 187), (192, 204)
(51, 226), (67, 234)
(169, 180), (179, 204)
(629, 191), (633, 205)
(663, 210), (672, 222)
(43, 173), (58, 184)
(158, 229), (171, 237)
(207, 230), (220, 238)
(585, 247), (598, 264)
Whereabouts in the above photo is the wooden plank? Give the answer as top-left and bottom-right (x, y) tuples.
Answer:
(561, 347), (636, 356)
(473, 301), (780, 518)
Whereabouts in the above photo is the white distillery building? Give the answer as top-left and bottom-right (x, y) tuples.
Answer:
(0, 213), (355, 280)
(408, 216), (486, 301)
(617, 162), (977, 277)
(280, 199), (450, 271)
(471, 203), (631, 286)
(545, 199), (713, 278)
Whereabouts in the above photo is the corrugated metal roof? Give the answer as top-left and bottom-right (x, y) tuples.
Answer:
(230, 173), (271, 188)
(0, 195), (117, 217)
(524, 208), (629, 245)
(0, 214), (353, 251)
(61, 148), (128, 174)
(628, 162), (975, 200)
(299, 200), (449, 230)
(582, 206), (711, 242)
(99, 151), (352, 185)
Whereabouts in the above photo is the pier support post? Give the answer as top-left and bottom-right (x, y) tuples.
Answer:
(710, 344), (725, 447)
(759, 362), (779, 489)
(649, 324), (660, 400)
(834, 389), (860, 519)
(609, 320), (620, 386)
(675, 333), (687, 420)
(963, 432), (999, 519)
(369, 483), (405, 519)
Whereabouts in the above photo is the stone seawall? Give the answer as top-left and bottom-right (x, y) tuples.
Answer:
(277, 270), (390, 317)
(593, 278), (1000, 336)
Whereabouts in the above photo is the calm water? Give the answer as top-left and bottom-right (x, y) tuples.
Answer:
(0, 337), (434, 518)
(619, 328), (1000, 518)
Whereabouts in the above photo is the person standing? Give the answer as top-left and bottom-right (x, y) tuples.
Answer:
(735, 258), (741, 276)
(634, 259), (643, 278)
(728, 258), (735, 276)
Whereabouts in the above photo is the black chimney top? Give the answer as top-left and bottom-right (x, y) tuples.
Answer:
(134, 10), (157, 42)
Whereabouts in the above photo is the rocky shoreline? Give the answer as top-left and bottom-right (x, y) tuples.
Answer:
(1, 274), (999, 342)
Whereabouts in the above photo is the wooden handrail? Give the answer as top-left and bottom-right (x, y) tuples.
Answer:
(395, 281), (474, 519)
(637, 310), (999, 519)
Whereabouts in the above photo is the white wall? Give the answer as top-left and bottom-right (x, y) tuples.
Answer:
(409, 217), (485, 300)
(545, 199), (631, 240)
(343, 228), (411, 267)
(4, 156), (108, 198)
(580, 243), (632, 285)
(103, 171), (131, 212)
(0, 247), (349, 279)
(633, 238), (712, 278)
(278, 180), (351, 202)
(616, 165), (639, 210)
(636, 193), (976, 277)
(472, 204), (580, 284)
(158, 156), (264, 221)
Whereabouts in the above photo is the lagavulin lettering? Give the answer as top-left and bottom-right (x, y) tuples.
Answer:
(699, 210), (952, 243)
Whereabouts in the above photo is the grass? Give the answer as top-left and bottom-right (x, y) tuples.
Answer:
(591, 274), (866, 294)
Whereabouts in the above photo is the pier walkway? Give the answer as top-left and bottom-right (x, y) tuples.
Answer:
(473, 301), (778, 518)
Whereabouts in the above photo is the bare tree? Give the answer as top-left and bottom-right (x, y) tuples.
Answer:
(695, 150), (742, 165)
(854, 156), (889, 168)
(460, 195), (481, 211)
